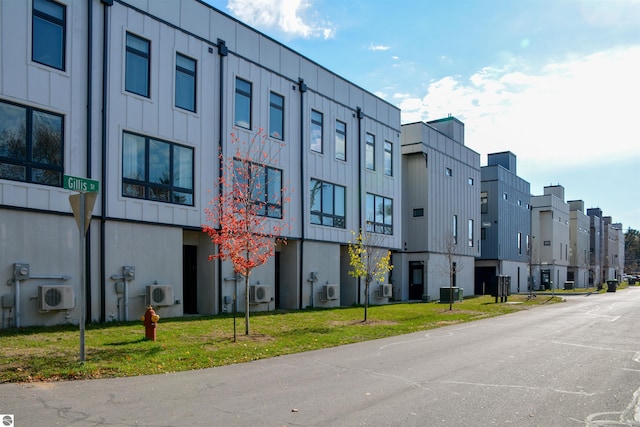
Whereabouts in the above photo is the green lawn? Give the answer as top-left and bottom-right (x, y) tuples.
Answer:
(0, 294), (561, 383)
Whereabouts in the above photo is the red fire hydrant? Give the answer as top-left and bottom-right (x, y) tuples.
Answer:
(141, 305), (160, 341)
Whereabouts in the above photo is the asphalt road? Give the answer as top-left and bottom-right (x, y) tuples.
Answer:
(2, 288), (640, 427)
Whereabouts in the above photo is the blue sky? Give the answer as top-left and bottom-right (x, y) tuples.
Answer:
(204, 0), (640, 232)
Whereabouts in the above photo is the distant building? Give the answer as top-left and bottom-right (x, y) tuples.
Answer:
(603, 217), (625, 282)
(587, 208), (605, 286)
(476, 152), (531, 294)
(568, 200), (590, 288)
(395, 117), (480, 301)
(530, 185), (570, 290)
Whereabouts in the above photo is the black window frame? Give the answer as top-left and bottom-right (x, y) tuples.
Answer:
(122, 131), (194, 206)
(0, 100), (64, 187)
(175, 52), (197, 112)
(366, 193), (393, 235)
(125, 32), (151, 98)
(269, 92), (284, 140)
(234, 77), (252, 129)
(310, 178), (345, 228)
(233, 158), (283, 219)
(384, 140), (392, 176)
(310, 110), (323, 153)
(335, 119), (346, 161)
(365, 133), (375, 170)
(32, 0), (66, 71)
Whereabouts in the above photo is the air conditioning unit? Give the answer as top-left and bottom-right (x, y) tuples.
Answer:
(39, 285), (75, 310)
(146, 285), (174, 306)
(322, 284), (339, 301)
(380, 284), (393, 298)
(250, 285), (270, 303)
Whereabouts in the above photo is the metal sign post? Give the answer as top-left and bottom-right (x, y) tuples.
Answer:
(65, 175), (99, 363)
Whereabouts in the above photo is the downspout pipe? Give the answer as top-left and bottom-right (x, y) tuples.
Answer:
(298, 78), (307, 309)
(100, 0), (112, 322)
(356, 107), (364, 304)
(85, 0), (94, 323)
(217, 39), (228, 314)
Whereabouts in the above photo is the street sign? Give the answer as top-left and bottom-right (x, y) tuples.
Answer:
(63, 175), (99, 193)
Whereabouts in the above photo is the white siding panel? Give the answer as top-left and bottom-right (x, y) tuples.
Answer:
(259, 37), (281, 73)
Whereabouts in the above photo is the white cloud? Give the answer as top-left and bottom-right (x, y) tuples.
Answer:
(369, 44), (390, 51)
(402, 45), (640, 171)
(227, 0), (334, 39)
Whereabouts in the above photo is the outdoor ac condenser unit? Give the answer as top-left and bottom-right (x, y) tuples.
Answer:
(146, 285), (174, 306)
(380, 284), (393, 298)
(39, 285), (75, 310)
(250, 285), (270, 303)
(322, 284), (339, 301)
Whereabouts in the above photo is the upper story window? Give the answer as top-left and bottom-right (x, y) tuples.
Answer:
(310, 110), (323, 153)
(175, 53), (196, 112)
(413, 208), (424, 217)
(481, 191), (488, 214)
(122, 131), (194, 206)
(32, 0), (66, 71)
(125, 33), (150, 97)
(517, 232), (522, 254)
(468, 219), (474, 247)
(453, 214), (458, 244)
(384, 141), (392, 176)
(503, 192), (508, 200)
(445, 167), (453, 177)
(269, 92), (284, 140)
(0, 100), (63, 186)
(234, 159), (283, 218)
(310, 178), (345, 228)
(468, 177), (474, 185)
(335, 120), (346, 161)
(234, 78), (252, 129)
(366, 193), (393, 235)
(365, 133), (375, 170)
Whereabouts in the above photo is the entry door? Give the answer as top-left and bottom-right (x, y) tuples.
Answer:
(409, 262), (424, 300)
(540, 269), (551, 290)
(183, 245), (198, 314)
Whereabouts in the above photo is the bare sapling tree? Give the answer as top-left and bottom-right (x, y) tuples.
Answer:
(348, 229), (393, 322)
(203, 130), (290, 337)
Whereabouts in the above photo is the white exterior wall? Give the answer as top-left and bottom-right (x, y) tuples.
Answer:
(1, 0), (401, 327)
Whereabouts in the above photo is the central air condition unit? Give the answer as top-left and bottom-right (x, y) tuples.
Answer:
(250, 285), (270, 303)
(39, 285), (75, 310)
(146, 285), (174, 306)
(322, 284), (339, 301)
(380, 284), (393, 298)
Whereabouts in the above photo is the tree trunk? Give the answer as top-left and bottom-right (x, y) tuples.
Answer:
(364, 279), (370, 322)
(245, 274), (250, 335)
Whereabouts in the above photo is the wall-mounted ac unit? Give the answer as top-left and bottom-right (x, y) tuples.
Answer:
(39, 285), (75, 310)
(146, 285), (174, 306)
(380, 284), (393, 298)
(250, 285), (270, 303)
(322, 284), (339, 301)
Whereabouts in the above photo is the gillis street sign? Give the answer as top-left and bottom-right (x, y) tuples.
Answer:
(63, 175), (99, 193)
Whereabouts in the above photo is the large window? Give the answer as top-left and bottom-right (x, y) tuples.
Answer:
(481, 191), (488, 214)
(125, 33), (150, 97)
(175, 53), (196, 112)
(384, 141), (392, 176)
(517, 232), (522, 254)
(269, 92), (284, 140)
(365, 133), (375, 170)
(0, 100), (63, 186)
(122, 132), (194, 205)
(335, 120), (346, 161)
(32, 0), (66, 70)
(234, 78), (252, 129)
(310, 110), (323, 153)
(310, 179), (345, 228)
(234, 159), (282, 218)
(366, 193), (393, 235)
(468, 219), (474, 247)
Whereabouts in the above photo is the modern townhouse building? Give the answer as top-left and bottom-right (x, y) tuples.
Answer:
(603, 217), (625, 282)
(530, 185), (570, 290)
(587, 208), (605, 286)
(0, 0), (401, 328)
(476, 152), (531, 295)
(567, 200), (590, 288)
(395, 117), (481, 302)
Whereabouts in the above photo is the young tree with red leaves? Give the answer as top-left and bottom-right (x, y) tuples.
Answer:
(203, 130), (289, 336)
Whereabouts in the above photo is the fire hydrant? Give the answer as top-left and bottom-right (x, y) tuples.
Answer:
(141, 305), (160, 341)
